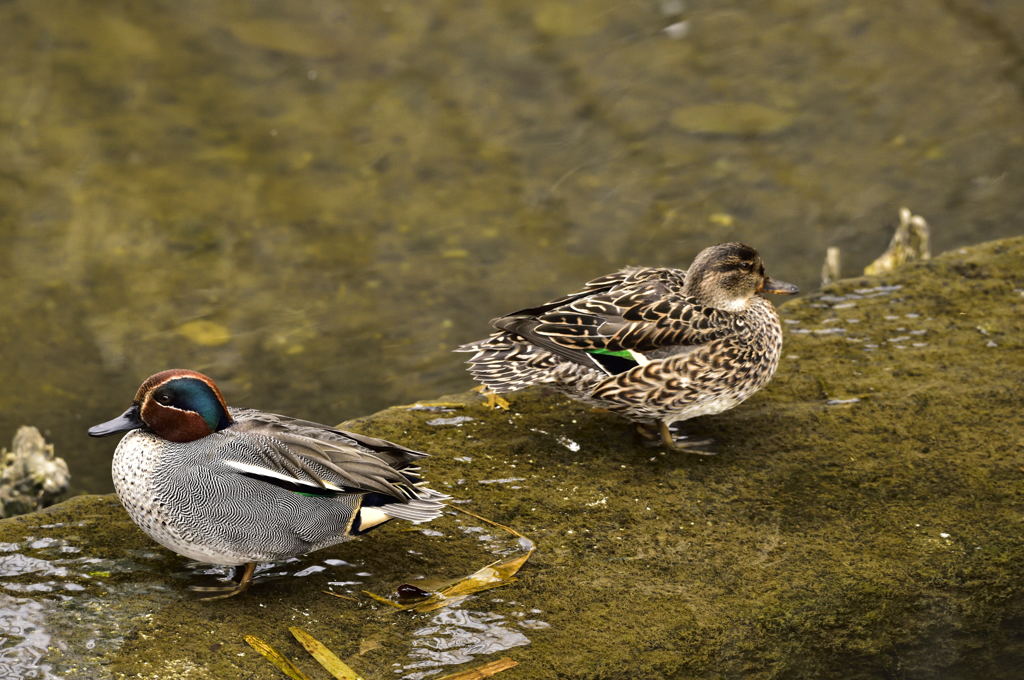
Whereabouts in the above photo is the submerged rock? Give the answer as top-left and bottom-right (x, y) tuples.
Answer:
(1, 426), (69, 518)
(0, 238), (1022, 679)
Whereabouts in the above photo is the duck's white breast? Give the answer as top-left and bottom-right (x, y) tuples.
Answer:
(111, 430), (243, 565)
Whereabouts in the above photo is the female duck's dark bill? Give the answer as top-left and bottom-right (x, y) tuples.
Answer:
(759, 278), (799, 295)
(88, 406), (144, 437)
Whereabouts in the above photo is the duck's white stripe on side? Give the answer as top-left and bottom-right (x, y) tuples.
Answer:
(222, 460), (345, 491)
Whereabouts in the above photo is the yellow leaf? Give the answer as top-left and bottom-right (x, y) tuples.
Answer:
(412, 551), (533, 613)
(243, 635), (312, 680)
(361, 589), (404, 608)
(437, 657), (519, 680)
(408, 507), (535, 613)
(289, 627), (366, 680)
(322, 590), (359, 602)
(361, 506), (535, 613)
(708, 212), (735, 227)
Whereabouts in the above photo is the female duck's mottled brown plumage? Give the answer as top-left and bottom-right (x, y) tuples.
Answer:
(456, 243), (798, 452)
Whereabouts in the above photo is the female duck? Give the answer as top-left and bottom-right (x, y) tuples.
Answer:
(457, 243), (798, 452)
(89, 369), (447, 599)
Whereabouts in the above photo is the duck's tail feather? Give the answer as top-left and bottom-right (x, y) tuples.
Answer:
(354, 487), (449, 533)
(455, 333), (562, 393)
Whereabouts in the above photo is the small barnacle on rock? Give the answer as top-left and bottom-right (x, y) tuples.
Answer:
(864, 207), (931, 275)
(1, 426), (70, 518)
(821, 246), (842, 286)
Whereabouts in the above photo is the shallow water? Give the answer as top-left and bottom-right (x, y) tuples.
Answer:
(0, 502), (540, 679)
(1, 0), (1022, 493)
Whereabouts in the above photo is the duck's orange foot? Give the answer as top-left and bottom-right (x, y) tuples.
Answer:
(472, 385), (510, 410)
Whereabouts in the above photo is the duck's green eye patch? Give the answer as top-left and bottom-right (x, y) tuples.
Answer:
(161, 377), (232, 431)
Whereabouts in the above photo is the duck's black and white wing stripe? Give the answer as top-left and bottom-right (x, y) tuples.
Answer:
(217, 410), (448, 524)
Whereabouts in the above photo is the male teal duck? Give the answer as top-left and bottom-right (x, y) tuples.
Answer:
(88, 369), (448, 599)
(457, 243), (798, 453)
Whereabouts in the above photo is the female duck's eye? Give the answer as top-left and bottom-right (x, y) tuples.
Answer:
(738, 261), (754, 272)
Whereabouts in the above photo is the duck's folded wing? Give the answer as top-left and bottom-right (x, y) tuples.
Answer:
(494, 279), (736, 370)
(232, 409), (429, 467)
(490, 268), (674, 362)
(545, 292), (737, 352)
(500, 267), (644, 318)
(220, 413), (440, 503)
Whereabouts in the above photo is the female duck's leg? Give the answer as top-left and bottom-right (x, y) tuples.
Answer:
(659, 421), (716, 455)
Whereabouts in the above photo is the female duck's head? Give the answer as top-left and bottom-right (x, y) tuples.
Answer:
(682, 242), (798, 311)
(88, 369), (234, 443)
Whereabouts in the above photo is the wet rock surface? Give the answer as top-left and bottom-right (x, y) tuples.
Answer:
(1, 238), (1022, 679)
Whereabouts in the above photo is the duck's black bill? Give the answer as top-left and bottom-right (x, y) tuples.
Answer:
(88, 406), (143, 437)
(760, 278), (799, 295)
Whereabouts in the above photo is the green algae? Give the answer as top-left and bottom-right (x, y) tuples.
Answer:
(670, 103), (796, 136)
(1, 238), (1022, 678)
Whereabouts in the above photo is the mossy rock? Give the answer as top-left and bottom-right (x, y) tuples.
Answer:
(1, 238), (1022, 679)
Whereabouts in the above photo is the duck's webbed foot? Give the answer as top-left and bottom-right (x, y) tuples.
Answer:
(635, 421), (715, 455)
(472, 385), (510, 410)
(189, 562), (256, 600)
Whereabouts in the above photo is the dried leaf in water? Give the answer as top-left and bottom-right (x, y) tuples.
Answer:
(322, 590), (359, 602)
(864, 207), (931, 275)
(356, 636), (383, 657)
(289, 627), (366, 680)
(362, 506), (535, 612)
(437, 657), (519, 680)
(450, 505), (526, 538)
(362, 589), (405, 608)
(244, 635), (312, 680)
(411, 549), (534, 613)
